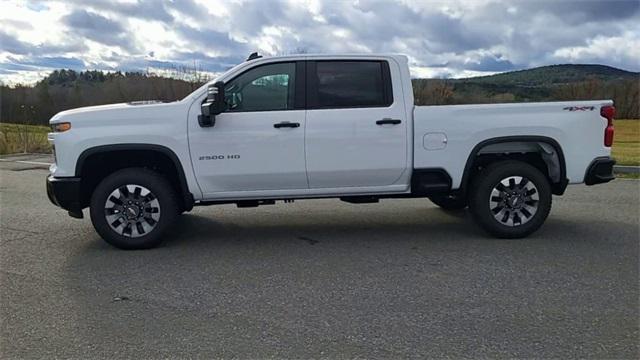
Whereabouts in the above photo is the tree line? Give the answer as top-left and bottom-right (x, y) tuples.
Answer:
(412, 77), (639, 118)
(1, 68), (209, 126)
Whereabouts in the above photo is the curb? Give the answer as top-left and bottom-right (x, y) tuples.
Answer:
(614, 165), (640, 174)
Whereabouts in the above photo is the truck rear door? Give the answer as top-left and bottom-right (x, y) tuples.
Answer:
(304, 60), (408, 189)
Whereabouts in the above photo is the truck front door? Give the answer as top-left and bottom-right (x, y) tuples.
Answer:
(188, 61), (308, 196)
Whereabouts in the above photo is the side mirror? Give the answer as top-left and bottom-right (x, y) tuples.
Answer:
(198, 81), (225, 127)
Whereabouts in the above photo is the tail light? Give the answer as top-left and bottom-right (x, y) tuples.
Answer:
(600, 105), (615, 147)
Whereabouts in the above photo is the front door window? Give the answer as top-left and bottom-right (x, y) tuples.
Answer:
(224, 62), (296, 112)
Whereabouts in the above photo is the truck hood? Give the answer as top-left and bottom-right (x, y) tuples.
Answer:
(49, 101), (182, 124)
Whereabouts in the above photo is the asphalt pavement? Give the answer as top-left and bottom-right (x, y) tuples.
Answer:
(1, 158), (638, 358)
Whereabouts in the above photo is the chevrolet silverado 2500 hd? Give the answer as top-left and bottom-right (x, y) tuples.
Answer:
(46, 54), (616, 249)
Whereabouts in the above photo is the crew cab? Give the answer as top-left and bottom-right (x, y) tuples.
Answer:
(46, 54), (616, 249)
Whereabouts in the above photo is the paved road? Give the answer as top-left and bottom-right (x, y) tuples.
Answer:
(1, 159), (638, 359)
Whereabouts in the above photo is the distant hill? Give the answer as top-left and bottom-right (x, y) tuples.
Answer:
(412, 64), (639, 118)
(458, 64), (639, 86)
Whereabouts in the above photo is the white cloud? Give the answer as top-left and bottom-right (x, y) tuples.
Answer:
(552, 31), (640, 68)
(0, 0), (638, 85)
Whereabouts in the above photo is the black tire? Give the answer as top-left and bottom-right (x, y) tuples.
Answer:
(469, 160), (552, 238)
(429, 194), (468, 210)
(90, 168), (179, 249)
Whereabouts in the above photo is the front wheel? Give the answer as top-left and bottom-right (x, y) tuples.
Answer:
(469, 160), (552, 238)
(90, 168), (179, 249)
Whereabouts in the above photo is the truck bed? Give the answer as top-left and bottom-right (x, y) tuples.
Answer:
(412, 100), (613, 188)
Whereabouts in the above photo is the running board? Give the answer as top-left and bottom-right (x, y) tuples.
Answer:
(236, 200), (276, 208)
(340, 196), (380, 204)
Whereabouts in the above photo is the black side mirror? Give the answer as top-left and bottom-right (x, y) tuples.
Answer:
(198, 81), (225, 127)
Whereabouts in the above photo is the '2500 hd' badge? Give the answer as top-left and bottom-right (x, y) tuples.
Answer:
(199, 154), (240, 160)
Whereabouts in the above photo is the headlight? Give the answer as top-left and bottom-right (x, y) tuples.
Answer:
(51, 122), (71, 132)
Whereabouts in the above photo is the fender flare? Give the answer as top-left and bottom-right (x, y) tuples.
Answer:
(75, 144), (194, 210)
(460, 136), (568, 195)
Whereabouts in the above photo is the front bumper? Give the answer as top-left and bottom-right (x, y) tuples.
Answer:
(584, 157), (616, 185)
(46, 175), (84, 218)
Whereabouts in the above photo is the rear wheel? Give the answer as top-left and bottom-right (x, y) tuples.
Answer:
(90, 168), (178, 249)
(429, 194), (468, 210)
(469, 160), (551, 238)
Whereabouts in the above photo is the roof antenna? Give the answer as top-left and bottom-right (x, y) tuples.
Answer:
(246, 52), (262, 61)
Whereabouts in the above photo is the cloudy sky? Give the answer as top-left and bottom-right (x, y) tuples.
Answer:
(1, 0), (639, 84)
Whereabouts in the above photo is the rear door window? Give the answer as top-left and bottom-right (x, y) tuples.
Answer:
(308, 61), (393, 109)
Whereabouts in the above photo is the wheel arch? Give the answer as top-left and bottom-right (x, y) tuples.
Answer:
(460, 136), (568, 196)
(75, 144), (194, 211)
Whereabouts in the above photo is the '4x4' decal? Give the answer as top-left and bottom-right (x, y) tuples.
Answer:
(563, 106), (595, 111)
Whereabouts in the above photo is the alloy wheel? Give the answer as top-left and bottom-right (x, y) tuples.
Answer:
(104, 184), (161, 237)
(489, 176), (539, 227)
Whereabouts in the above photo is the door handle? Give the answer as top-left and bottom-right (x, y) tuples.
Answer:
(376, 118), (401, 125)
(274, 121), (300, 128)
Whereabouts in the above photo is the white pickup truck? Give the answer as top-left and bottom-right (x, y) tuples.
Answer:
(47, 54), (616, 249)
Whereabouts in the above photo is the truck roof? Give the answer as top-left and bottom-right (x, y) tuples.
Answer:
(245, 53), (409, 63)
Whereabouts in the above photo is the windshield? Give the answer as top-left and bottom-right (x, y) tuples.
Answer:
(181, 61), (245, 103)
(183, 81), (215, 102)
